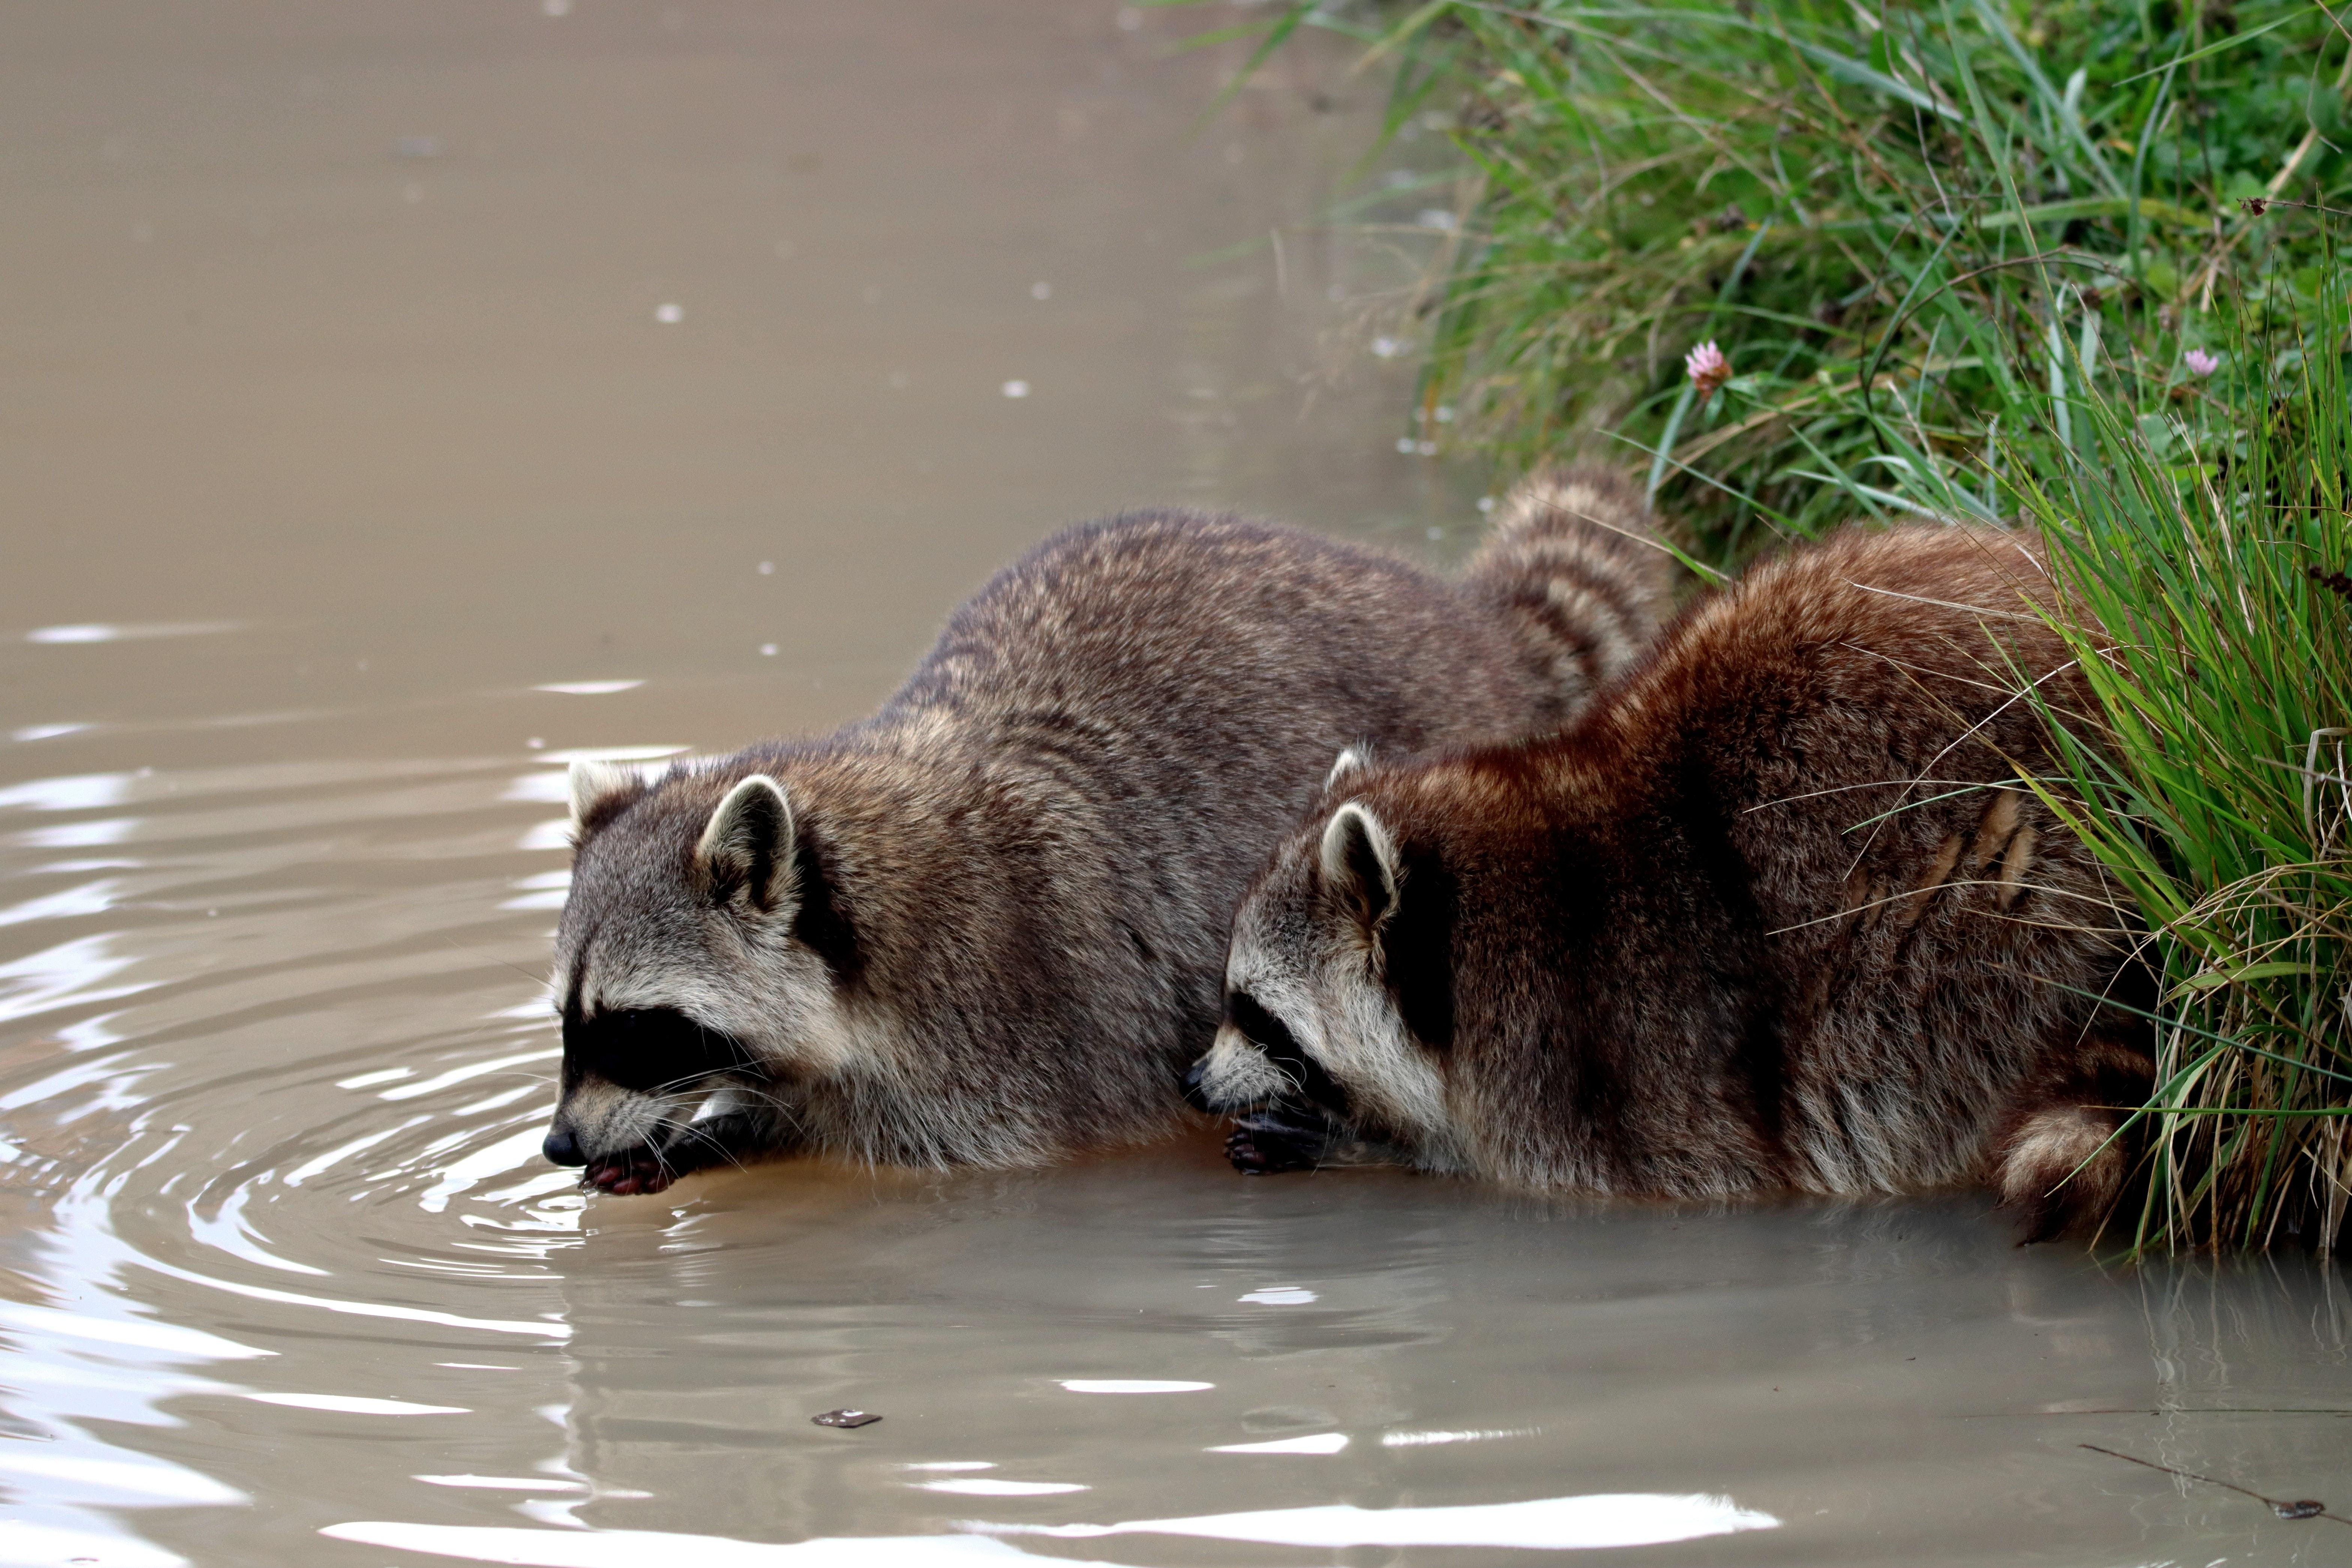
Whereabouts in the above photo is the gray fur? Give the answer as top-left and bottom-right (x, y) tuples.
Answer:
(544, 469), (1676, 1192)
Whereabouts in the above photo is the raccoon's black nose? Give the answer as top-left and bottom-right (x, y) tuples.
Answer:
(541, 1126), (586, 1167)
(1179, 1057), (1214, 1112)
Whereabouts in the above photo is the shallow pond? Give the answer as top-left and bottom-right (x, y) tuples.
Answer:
(4, 3), (2352, 1566)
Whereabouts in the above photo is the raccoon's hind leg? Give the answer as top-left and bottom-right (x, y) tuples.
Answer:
(1990, 1036), (2154, 1242)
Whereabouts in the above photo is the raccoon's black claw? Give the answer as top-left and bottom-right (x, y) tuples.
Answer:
(1232, 1128), (1308, 1175)
(1224, 1114), (1325, 1175)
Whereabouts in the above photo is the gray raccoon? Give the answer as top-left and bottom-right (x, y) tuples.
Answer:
(543, 467), (1674, 1194)
(1188, 524), (2152, 1242)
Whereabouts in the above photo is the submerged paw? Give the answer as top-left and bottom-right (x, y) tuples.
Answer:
(1224, 1110), (1332, 1175)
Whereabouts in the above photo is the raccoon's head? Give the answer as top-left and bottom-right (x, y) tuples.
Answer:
(1186, 756), (1462, 1171)
(542, 761), (859, 1195)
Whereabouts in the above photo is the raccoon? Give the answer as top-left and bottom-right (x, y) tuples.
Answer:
(1188, 523), (2153, 1241)
(542, 468), (1675, 1194)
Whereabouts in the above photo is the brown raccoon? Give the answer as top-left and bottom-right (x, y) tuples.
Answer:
(1188, 523), (2152, 1241)
(542, 467), (1675, 1193)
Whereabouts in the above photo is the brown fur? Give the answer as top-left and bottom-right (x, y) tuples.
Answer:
(544, 467), (1677, 1189)
(1196, 523), (2152, 1240)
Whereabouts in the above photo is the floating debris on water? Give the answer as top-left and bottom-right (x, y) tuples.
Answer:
(813, 1409), (882, 1428)
(2081, 1444), (2349, 1528)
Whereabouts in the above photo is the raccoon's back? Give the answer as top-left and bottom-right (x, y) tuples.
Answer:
(885, 511), (1553, 766)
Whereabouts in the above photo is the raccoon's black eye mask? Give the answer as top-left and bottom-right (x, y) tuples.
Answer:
(562, 1006), (757, 1095)
(1226, 991), (1349, 1116)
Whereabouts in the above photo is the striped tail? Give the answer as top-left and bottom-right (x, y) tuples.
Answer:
(1460, 465), (1678, 725)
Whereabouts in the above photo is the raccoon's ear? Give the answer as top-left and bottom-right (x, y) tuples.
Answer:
(696, 775), (798, 916)
(569, 760), (646, 836)
(1325, 746), (1371, 792)
(1322, 804), (1456, 1048)
(1319, 802), (1401, 937)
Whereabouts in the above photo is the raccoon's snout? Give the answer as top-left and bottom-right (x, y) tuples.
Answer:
(542, 1125), (586, 1167)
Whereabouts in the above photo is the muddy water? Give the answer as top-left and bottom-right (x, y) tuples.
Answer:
(4, 4), (2351, 1567)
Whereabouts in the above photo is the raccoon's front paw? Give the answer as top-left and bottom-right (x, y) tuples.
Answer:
(1224, 1110), (1328, 1175)
(1226, 1128), (1311, 1174)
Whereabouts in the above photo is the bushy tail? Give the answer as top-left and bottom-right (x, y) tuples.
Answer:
(1460, 464), (1678, 724)
(1992, 1035), (2154, 1243)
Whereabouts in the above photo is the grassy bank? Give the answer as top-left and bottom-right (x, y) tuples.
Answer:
(1201, 0), (2352, 1250)
(2021, 279), (2351, 1254)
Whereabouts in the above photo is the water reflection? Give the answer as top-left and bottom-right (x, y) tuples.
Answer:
(990, 1491), (1780, 1549)
(320, 1523), (1133, 1566)
(23, 624), (242, 647)
(0, 1290), (261, 1568)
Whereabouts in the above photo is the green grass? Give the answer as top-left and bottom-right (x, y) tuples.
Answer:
(2017, 276), (2352, 1253)
(1191, 0), (2352, 1251)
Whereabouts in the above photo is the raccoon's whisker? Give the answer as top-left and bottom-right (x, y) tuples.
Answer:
(644, 1135), (680, 1183)
(662, 1117), (752, 1174)
(700, 1083), (808, 1135)
(644, 1066), (807, 1138)
(646, 1066), (742, 1096)
(431, 933), (559, 990)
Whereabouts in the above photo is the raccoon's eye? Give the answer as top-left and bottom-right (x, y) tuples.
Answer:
(1225, 992), (1299, 1058)
(564, 1006), (753, 1094)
